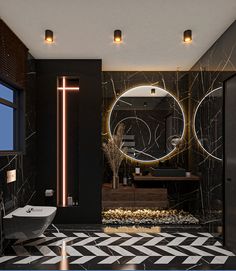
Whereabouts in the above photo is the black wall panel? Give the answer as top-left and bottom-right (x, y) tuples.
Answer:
(35, 60), (102, 223)
(224, 74), (236, 252)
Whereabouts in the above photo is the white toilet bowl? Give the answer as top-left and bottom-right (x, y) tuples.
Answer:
(3, 205), (57, 239)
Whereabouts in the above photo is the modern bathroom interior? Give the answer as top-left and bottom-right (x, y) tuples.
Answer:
(0, 0), (236, 270)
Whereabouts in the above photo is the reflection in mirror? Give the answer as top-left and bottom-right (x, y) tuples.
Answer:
(194, 87), (222, 161)
(109, 86), (185, 162)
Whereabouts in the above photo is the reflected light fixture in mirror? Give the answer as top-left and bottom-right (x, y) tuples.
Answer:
(108, 86), (186, 163)
(57, 77), (79, 207)
(151, 88), (156, 95)
(193, 87), (222, 161)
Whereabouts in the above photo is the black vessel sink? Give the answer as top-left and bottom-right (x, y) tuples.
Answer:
(151, 168), (186, 177)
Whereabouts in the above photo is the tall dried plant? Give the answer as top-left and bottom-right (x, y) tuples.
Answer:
(103, 123), (127, 189)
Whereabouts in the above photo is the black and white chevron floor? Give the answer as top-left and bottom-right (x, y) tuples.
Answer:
(1, 229), (236, 269)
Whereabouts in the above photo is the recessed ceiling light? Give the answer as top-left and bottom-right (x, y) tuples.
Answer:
(114, 30), (122, 43)
(45, 29), (53, 43)
(183, 29), (192, 43)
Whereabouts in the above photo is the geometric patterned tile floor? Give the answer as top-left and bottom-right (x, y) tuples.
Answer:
(1, 226), (236, 270)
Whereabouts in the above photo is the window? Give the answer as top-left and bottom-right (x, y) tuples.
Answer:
(0, 81), (24, 154)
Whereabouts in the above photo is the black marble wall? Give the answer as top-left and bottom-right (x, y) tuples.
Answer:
(102, 71), (202, 212)
(189, 71), (233, 231)
(102, 21), (236, 230)
(191, 20), (236, 71)
(189, 20), (236, 232)
(0, 54), (36, 213)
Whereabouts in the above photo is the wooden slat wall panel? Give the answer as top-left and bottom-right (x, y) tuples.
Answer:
(0, 19), (28, 88)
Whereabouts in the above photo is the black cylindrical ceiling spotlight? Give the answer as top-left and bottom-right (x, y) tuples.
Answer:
(45, 29), (53, 43)
(183, 29), (192, 43)
(151, 88), (156, 95)
(114, 30), (122, 43)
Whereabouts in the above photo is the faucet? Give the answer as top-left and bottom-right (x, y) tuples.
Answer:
(26, 207), (34, 213)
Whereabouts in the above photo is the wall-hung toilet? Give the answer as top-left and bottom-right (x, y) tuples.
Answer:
(3, 205), (57, 239)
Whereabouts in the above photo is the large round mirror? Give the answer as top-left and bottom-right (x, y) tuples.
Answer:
(194, 87), (222, 161)
(108, 86), (185, 162)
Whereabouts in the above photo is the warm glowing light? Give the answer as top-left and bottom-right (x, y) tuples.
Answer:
(59, 241), (69, 270)
(184, 37), (191, 43)
(104, 226), (161, 234)
(61, 241), (67, 258)
(58, 87), (80, 90)
(45, 30), (53, 43)
(114, 30), (122, 43)
(57, 77), (79, 207)
(183, 29), (192, 43)
(107, 85), (186, 164)
(102, 208), (199, 224)
(46, 37), (53, 42)
(62, 77), (66, 207)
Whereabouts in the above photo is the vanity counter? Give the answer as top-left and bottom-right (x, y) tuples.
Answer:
(133, 174), (200, 182)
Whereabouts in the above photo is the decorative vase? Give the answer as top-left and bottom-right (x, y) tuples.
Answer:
(112, 174), (119, 189)
(123, 176), (127, 186)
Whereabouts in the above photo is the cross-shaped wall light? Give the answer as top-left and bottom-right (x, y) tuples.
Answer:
(57, 77), (79, 207)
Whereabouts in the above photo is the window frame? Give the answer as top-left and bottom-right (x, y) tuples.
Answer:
(0, 78), (25, 156)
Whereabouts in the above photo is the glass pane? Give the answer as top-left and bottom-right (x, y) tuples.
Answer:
(0, 104), (14, 150)
(0, 83), (14, 102)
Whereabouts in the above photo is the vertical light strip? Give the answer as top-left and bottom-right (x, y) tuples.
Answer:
(57, 79), (59, 206)
(57, 77), (80, 207)
(62, 77), (66, 207)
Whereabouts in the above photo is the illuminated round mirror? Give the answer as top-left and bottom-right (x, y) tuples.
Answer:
(108, 86), (185, 163)
(194, 87), (222, 161)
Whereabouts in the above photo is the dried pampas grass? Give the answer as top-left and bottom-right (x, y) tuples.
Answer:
(103, 123), (127, 188)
